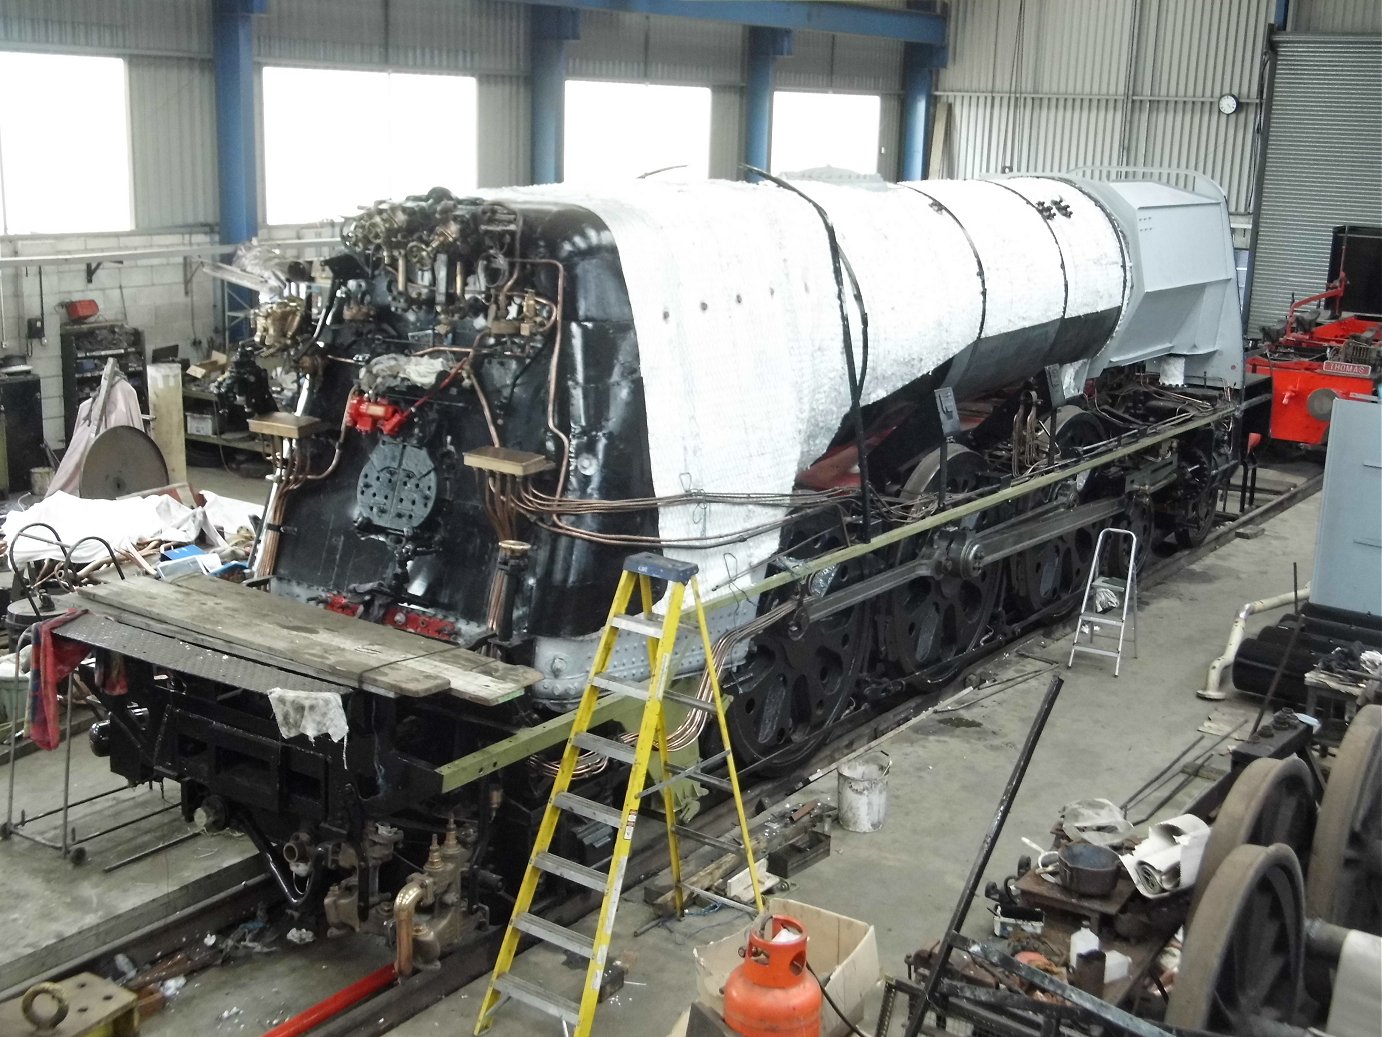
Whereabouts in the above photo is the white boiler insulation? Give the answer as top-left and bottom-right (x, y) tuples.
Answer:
(509, 177), (1129, 596)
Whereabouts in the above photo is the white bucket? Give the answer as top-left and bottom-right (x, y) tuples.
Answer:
(837, 751), (891, 832)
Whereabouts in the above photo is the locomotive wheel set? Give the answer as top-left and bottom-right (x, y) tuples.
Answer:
(81, 172), (1248, 967)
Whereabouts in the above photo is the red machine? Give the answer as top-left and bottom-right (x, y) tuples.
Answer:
(1249, 279), (1381, 446)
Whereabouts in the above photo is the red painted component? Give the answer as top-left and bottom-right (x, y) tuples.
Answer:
(64, 299), (100, 322)
(345, 395), (408, 435)
(382, 606), (457, 643)
(321, 594), (362, 618)
(260, 965), (396, 1037)
(1248, 355), (1376, 446)
(722, 915), (822, 1037)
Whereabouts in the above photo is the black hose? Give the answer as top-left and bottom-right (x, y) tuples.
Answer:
(806, 960), (869, 1037)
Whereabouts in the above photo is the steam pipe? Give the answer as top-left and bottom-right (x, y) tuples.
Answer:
(393, 877), (431, 977)
(1199, 584), (1309, 700)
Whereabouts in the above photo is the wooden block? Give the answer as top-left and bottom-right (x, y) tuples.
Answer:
(248, 412), (327, 438)
(462, 446), (554, 477)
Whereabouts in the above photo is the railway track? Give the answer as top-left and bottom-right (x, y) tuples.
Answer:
(12, 469), (1321, 1034)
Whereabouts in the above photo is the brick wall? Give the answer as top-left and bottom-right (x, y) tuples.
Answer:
(0, 230), (220, 448)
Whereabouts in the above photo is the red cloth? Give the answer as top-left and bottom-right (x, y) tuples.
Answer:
(27, 610), (91, 751)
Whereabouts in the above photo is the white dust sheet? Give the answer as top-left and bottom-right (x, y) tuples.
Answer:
(506, 178), (1125, 596)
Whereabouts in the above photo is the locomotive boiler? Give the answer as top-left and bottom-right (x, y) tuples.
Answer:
(86, 172), (1243, 965)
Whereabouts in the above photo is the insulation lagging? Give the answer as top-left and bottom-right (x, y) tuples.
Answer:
(509, 176), (1130, 599)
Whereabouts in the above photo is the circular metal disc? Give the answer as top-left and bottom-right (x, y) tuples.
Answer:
(1168, 842), (1306, 1033)
(79, 426), (170, 499)
(1187, 755), (1317, 925)
(1306, 704), (1382, 934)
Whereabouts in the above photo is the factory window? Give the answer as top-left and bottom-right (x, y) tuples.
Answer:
(771, 92), (881, 177)
(0, 52), (132, 234)
(563, 81), (712, 182)
(262, 66), (478, 225)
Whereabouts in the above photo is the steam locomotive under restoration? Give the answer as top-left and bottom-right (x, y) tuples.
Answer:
(87, 172), (1244, 968)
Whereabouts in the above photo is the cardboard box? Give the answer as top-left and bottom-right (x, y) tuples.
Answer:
(667, 897), (879, 1037)
(187, 351), (228, 380)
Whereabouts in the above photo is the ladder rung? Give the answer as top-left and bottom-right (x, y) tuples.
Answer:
(512, 912), (596, 959)
(554, 792), (624, 828)
(644, 755), (735, 798)
(574, 731), (638, 765)
(534, 851), (608, 892)
(592, 673), (654, 699)
(1071, 646), (1121, 658)
(665, 689), (720, 714)
(493, 973), (581, 1025)
(610, 613), (668, 638)
(1093, 577), (1127, 591)
(680, 883), (759, 915)
(1079, 613), (1126, 626)
(673, 824), (742, 854)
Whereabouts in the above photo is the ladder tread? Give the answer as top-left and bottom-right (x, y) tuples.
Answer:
(681, 883), (759, 915)
(592, 673), (653, 699)
(573, 731), (638, 765)
(512, 911), (596, 959)
(1071, 645), (1121, 658)
(610, 612), (669, 638)
(554, 792), (624, 828)
(534, 851), (608, 892)
(664, 689), (720, 714)
(1079, 613), (1126, 625)
(493, 973), (581, 1025)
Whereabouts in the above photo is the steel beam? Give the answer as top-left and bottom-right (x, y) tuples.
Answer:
(901, 43), (943, 181)
(530, 5), (581, 184)
(746, 27), (792, 178)
(212, 0), (263, 246)
(499, 0), (946, 44)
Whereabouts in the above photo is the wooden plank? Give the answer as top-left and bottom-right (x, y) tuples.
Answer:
(368, 649), (531, 706)
(76, 577), (540, 701)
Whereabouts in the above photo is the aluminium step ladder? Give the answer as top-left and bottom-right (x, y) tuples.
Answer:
(1068, 528), (1139, 677)
(474, 552), (764, 1037)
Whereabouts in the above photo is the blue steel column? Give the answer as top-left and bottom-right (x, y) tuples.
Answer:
(900, 43), (941, 182)
(530, 5), (581, 184)
(745, 27), (791, 178)
(213, 0), (263, 246)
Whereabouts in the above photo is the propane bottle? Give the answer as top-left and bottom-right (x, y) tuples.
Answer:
(722, 914), (822, 1037)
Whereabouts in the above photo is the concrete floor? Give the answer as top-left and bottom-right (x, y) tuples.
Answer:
(1, 460), (1322, 1035)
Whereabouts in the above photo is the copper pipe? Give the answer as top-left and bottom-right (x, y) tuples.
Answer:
(393, 878), (429, 978)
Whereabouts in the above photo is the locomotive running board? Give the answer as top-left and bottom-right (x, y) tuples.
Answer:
(737, 401), (1236, 611)
(75, 575), (541, 705)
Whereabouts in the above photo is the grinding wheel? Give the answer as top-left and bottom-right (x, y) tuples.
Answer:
(1186, 755), (1318, 926)
(1306, 705), (1382, 935)
(1167, 843), (1306, 1034)
(79, 426), (169, 499)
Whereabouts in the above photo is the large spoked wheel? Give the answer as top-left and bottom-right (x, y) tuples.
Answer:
(1187, 756), (1318, 925)
(1174, 446), (1222, 549)
(724, 528), (870, 775)
(1168, 843), (1306, 1034)
(1306, 704), (1382, 934)
(882, 447), (1002, 685)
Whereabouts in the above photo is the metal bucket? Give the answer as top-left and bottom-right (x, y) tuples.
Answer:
(837, 751), (891, 832)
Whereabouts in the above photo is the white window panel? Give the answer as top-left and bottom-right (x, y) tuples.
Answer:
(263, 66), (478, 225)
(771, 92), (882, 177)
(564, 81), (711, 183)
(0, 52), (132, 234)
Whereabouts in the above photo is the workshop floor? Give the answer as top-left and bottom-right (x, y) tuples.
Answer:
(4, 461), (1321, 1035)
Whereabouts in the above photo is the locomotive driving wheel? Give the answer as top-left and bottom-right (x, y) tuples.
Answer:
(882, 447), (1002, 685)
(1187, 755), (1318, 925)
(724, 529), (870, 774)
(1174, 444), (1223, 548)
(1167, 843), (1307, 1034)
(1306, 704), (1382, 934)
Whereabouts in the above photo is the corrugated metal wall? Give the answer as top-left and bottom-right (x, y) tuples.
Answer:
(1293, 0), (1382, 33)
(936, 0), (1271, 217)
(130, 57), (218, 227)
(0, 0), (208, 56)
(1246, 34), (1382, 331)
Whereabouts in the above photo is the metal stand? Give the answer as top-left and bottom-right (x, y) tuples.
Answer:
(0, 523), (178, 866)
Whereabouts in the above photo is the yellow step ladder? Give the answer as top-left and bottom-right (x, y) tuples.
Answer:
(474, 552), (764, 1036)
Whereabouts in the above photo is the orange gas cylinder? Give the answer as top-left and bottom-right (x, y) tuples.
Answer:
(722, 914), (822, 1037)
